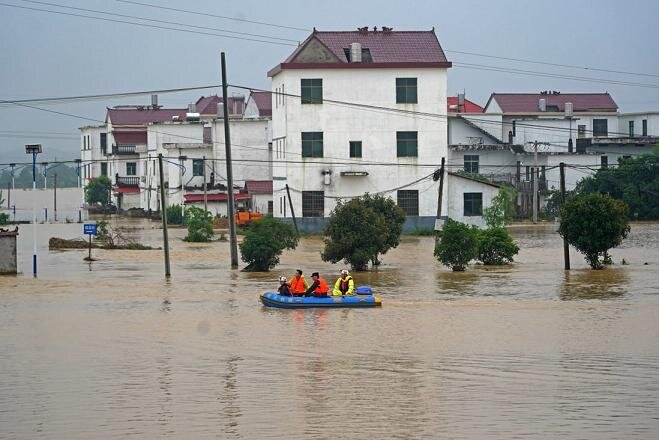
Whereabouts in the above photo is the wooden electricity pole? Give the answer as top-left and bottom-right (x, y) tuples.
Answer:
(559, 162), (570, 270)
(221, 52), (239, 269)
(158, 154), (171, 278)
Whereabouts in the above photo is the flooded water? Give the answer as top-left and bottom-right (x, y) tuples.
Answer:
(1, 220), (659, 439)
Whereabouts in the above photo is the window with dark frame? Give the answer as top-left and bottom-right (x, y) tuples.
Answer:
(396, 78), (417, 103)
(301, 79), (323, 104)
(192, 159), (204, 177)
(396, 131), (418, 157)
(203, 126), (212, 143)
(593, 119), (608, 137)
(397, 190), (419, 216)
(629, 120), (635, 137)
(301, 132), (323, 158)
(463, 192), (483, 216)
(302, 191), (324, 217)
(349, 141), (362, 158)
(642, 119), (648, 136)
(126, 162), (137, 176)
(100, 162), (108, 176)
(601, 156), (608, 168)
(464, 155), (479, 174)
(525, 165), (530, 181)
(577, 125), (586, 138)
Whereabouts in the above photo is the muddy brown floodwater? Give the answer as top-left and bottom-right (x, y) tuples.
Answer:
(1, 220), (659, 439)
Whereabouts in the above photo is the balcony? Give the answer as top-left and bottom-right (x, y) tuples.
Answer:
(116, 176), (140, 187)
(112, 144), (137, 155)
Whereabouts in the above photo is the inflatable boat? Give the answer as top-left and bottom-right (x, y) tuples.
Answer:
(260, 292), (382, 309)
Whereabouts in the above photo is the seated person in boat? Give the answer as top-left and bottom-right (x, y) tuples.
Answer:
(304, 272), (330, 298)
(289, 269), (308, 297)
(332, 269), (355, 296)
(277, 276), (292, 296)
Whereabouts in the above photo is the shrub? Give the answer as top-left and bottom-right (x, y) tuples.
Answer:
(558, 193), (630, 269)
(166, 204), (184, 225)
(0, 212), (8, 225)
(84, 175), (112, 205)
(477, 227), (519, 265)
(358, 193), (406, 265)
(483, 187), (516, 228)
(434, 219), (479, 271)
(184, 206), (213, 242)
(239, 216), (299, 271)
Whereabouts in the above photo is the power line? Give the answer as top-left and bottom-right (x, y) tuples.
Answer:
(115, 0), (311, 32)
(18, 0), (300, 43)
(0, 2), (296, 46)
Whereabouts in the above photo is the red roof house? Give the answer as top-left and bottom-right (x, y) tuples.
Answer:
(484, 93), (618, 113)
(447, 96), (484, 113)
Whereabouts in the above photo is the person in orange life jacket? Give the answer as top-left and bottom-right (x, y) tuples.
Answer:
(277, 276), (292, 296)
(304, 272), (330, 298)
(289, 269), (308, 297)
(333, 269), (355, 296)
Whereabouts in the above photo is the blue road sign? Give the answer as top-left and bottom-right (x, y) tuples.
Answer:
(84, 223), (97, 235)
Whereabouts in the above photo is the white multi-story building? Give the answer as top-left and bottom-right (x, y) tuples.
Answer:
(269, 27), (455, 231)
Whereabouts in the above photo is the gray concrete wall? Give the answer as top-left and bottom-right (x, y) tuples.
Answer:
(0, 228), (18, 274)
(2, 188), (84, 222)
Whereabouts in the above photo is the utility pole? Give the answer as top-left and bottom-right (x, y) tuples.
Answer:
(75, 159), (82, 223)
(53, 173), (57, 222)
(559, 162), (571, 270)
(9, 163), (15, 190)
(202, 155), (208, 212)
(434, 157), (446, 243)
(7, 182), (10, 210)
(529, 141), (550, 223)
(285, 184), (298, 233)
(158, 154), (171, 278)
(221, 51), (239, 269)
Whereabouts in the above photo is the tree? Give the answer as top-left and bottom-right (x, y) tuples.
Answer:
(434, 219), (479, 271)
(558, 193), (630, 269)
(239, 216), (299, 271)
(84, 175), (112, 205)
(483, 187), (516, 228)
(477, 227), (519, 265)
(184, 206), (213, 242)
(359, 193), (406, 265)
(166, 204), (184, 225)
(321, 197), (389, 271)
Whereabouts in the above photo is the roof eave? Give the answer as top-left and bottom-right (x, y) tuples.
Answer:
(269, 61), (451, 76)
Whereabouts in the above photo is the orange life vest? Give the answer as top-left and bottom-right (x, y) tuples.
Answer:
(290, 275), (307, 294)
(314, 278), (329, 294)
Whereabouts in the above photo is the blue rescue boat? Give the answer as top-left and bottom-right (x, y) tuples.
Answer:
(260, 292), (382, 309)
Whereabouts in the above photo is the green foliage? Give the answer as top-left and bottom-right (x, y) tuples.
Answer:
(477, 227), (520, 265)
(239, 216), (299, 271)
(184, 206), (214, 242)
(322, 194), (404, 271)
(575, 150), (658, 219)
(405, 227), (436, 236)
(558, 193), (630, 269)
(96, 220), (110, 241)
(0, 189), (4, 206)
(0, 212), (8, 225)
(166, 204), (184, 225)
(434, 219), (479, 271)
(84, 175), (112, 205)
(483, 187), (517, 228)
(454, 169), (490, 183)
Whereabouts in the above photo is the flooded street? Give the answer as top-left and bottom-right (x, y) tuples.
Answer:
(1, 221), (659, 439)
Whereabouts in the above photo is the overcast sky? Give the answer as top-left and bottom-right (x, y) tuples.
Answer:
(1, 0), (658, 163)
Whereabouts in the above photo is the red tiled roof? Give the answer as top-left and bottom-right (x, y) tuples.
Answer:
(184, 193), (251, 203)
(195, 95), (245, 116)
(115, 187), (140, 194)
(447, 96), (484, 113)
(270, 29), (451, 75)
(249, 92), (272, 117)
(487, 93), (618, 113)
(244, 180), (273, 194)
(106, 108), (187, 125)
(113, 131), (147, 144)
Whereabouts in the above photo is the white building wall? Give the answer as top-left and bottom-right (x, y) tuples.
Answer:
(272, 67), (448, 219)
(618, 113), (659, 136)
(446, 174), (500, 228)
(79, 126), (106, 182)
(508, 114), (619, 150)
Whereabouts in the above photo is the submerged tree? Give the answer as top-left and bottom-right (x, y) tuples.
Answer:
(184, 206), (213, 242)
(434, 219), (479, 271)
(84, 175), (112, 206)
(358, 193), (406, 265)
(483, 187), (516, 228)
(239, 216), (298, 271)
(477, 227), (519, 265)
(558, 193), (630, 269)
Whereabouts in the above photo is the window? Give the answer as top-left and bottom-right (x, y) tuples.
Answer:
(100, 162), (108, 176)
(301, 132), (323, 158)
(267, 201), (273, 215)
(100, 133), (107, 153)
(525, 166), (530, 181)
(396, 78), (417, 103)
(464, 155), (479, 174)
(601, 156), (608, 168)
(577, 125), (586, 138)
(397, 190), (419, 216)
(349, 141), (362, 158)
(642, 119), (648, 136)
(192, 159), (204, 176)
(301, 79), (322, 104)
(302, 191), (324, 217)
(126, 162), (137, 176)
(396, 131), (418, 157)
(629, 121), (635, 137)
(464, 193), (483, 216)
(593, 119), (608, 137)
(203, 126), (212, 143)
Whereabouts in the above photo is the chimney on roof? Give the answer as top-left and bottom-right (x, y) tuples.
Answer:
(538, 98), (546, 112)
(151, 94), (158, 108)
(188, 103), (196, 113)
(565, 102), (573, 118)
(458, 92), (465, 112)
(350, 42), (362, 63)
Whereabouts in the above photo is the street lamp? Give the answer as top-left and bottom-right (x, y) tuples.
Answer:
(41, 162), (49, 189)
(25, 143), (42, 277)
(9, 163), (16, 190)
